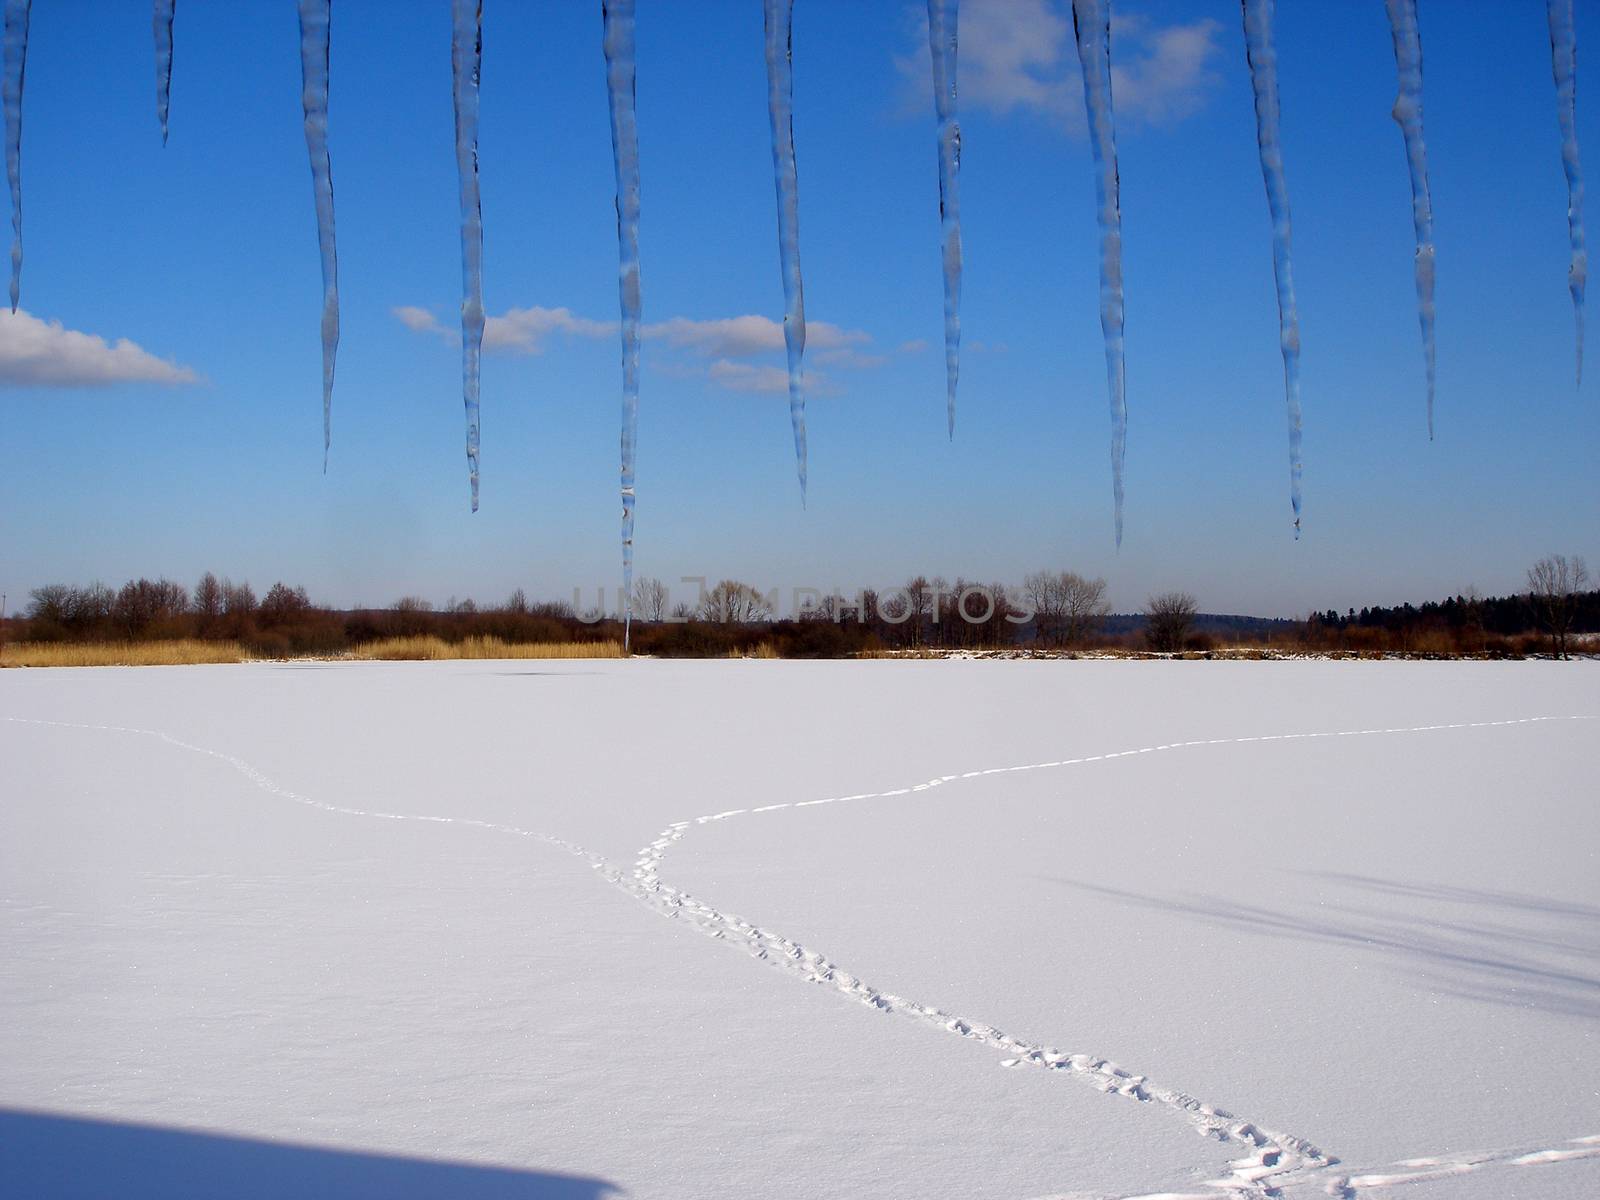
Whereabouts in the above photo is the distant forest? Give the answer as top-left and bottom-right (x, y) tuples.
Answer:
(3, 560), (1595, 659)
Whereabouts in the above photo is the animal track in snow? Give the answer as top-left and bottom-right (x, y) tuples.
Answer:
(6, 711), (1597, 1199)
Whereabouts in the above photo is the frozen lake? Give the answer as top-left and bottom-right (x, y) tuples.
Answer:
(2, 658), (1597, 1199)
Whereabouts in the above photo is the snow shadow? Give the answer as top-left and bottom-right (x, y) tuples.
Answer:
(1047, 874), (1600, 1020)
(0, 1110), (618, 1199)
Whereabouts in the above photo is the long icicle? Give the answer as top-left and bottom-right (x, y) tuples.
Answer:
(1071, 0), (1127, 547)
(1548, 0), (1586, 386)
(764, 0), (807, 502)
(927, 0), (962, 438)
(298, 0), (339, 470)
(3, 0), (30, 313)
(1384, 0), (1435, 437)
(603, 0), (641, 650)
(154, 0), (175, 144)
(1241, 0), (1303, 537)
(452, 0), (484, 511)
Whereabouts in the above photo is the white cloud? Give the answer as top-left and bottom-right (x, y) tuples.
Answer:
(392, 304), (614, 353)
(897, 338), (931, 354)
(392, 305), (442, 334)
(485, 306), (614, 352)
(705, 359), (841, 398)
(706, 359), (793, 394)
(396, 304), (876, 396)
(642, 314), (870, 358)
(897, 1), (1223, 132)
(0, 308), (199, 387)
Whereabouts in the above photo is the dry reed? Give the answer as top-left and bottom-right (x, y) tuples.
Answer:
(0, 640), (248, 668)
(350, 635), (623, 661)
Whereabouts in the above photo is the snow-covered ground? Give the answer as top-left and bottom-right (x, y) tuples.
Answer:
(2, 658), (1597, 1199)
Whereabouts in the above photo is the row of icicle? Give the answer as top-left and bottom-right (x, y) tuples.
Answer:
(0, 4), (1587, 609)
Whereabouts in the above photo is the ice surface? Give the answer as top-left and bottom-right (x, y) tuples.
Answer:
(153, 0), (175, 145)
(3, 0), (29, 313)
(603, 0), (641, 647)
(297, 0), (339, 469)
(1385, 0), (1436, 437)
(926, 0), (962, 438)
(1071, 0), (1127, 546)
(3, 659), (1597, 1198)
(452, 0), (484, 511)
(764, 0), (808, 502)
(1547, 0), (1586, 386)
(1241, 0), (1304, 536)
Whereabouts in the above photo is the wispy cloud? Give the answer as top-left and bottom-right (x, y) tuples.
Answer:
(643, 314), (870, 358)
(706, 360), (793, 394)
(393, 304), (615, 353)
(396, 305), (880, 396)
(0, 309), (199, 387)
(896, 1), (1223, 132)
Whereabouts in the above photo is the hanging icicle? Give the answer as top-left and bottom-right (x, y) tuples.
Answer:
(1548, 0), (1586, 386)
(926, 0), (962, 438)
(603, 0), (641, 650)
(154, 0), (175, 144)
(1070, 0), (1127, 547)
(3, 0), (30, 314)
(298, 0), (339, 469)
(452, 0), (484, 511)
(1384, 0), (1435, 437)
(1241, 0), (1303, 536)
(764, 0), (808, 502)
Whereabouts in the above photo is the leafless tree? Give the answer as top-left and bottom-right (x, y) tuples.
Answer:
(696, 579), (773, 625)
(222, 579), (257, 617)
(193, 573), (224, 632)
(113, 578), (190, 637)
(503, 587), (530, 614)
(1060, 573), (1110, 645)
(259, 582), (313, 627)
(1024, 570), (1111, 646)
(1145, 591), (1198, 653)
(633, 576), (669, 622)
(1527, 554), (1590, 659)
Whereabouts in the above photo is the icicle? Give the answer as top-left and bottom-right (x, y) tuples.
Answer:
(453, 0), (484, 511)
(298, 0), (339, 469)
(1240, 0), (1303, 536)
(926, 0), (962, 438)
(764, 0), (807, 502)
(154, 0), (175, 144)
(1548, 0), (1586, 386)
(1384, 0), (1435, 437)
(603, 0), (641, 651)
(3, 0), (30, 314)
(1070, 0), (1127, 547)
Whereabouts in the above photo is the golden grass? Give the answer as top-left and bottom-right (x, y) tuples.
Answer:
(727, 642), (781, 659)
(351, 635), (624, 661)
(0, 640), (248, 668)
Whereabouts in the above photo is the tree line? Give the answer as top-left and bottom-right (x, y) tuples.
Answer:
(3, 554), (1592, 658)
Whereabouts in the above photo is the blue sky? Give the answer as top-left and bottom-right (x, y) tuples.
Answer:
(0, 0), (1595, 618)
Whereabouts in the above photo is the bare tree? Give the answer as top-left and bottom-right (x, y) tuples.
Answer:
(1024, 570), (1110, 646)
(1145, 591), (1198, 653)
(113, 578), (190, 637)
(503, 587), (530, 614)
(632, 576), (669, 623)
(1527, 554), (1591, 659)
(193, 572), (224, 633)
(259, 582), (313, 627)
(222, 579), (257, 617)
(1060, 573), (1111, 645)
(696, 579), (774, 625)
(1023, 570), (1064, 643)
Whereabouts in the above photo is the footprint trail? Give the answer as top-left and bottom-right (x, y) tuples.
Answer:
(5, 711), (1596, 1198)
